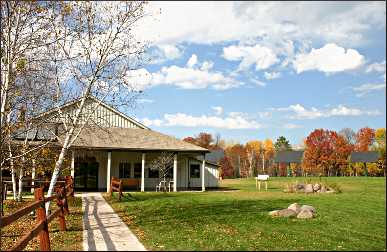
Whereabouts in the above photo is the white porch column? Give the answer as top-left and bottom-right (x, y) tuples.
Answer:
(107, 151), (112, 192)
(202, 153), (206, 192)
(31, 159), (36, 193)
(141, 153), (145, 192)
(71, 151), (75, 178)
(173, 153), (177, 192)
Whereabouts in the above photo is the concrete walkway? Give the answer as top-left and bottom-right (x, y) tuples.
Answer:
(81, 192), (146, 251)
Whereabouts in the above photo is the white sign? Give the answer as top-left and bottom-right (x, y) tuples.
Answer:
(257, 174), (269, 181)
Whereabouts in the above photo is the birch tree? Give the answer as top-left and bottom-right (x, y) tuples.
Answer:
(43, 1), (148, 212)
(1, 1), (57, 200)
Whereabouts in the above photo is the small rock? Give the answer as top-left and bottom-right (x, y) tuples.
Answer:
(288, 203), (301, 214)
(297, 209), (315, 219)
(300, 205), (316, 214)
(313, 183), (321, 192)
(304, 184), (314, 193)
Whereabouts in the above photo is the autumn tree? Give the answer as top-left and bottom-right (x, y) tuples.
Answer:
(373, 128), (386, 176)
(245, 140), (262, 177)
(225, 144), (248, 178)
(263, 139), (275, 174)
(219, 156), (233, 178)
(355, 127), (375, 151)
(303, 129), (352, 176)
(339, 128), (356, 145)
(196, 132), (214, 149)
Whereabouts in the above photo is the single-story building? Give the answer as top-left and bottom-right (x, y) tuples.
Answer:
(12, 96), (221, 192)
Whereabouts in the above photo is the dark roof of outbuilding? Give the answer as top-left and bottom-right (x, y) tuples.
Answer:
(350, 151), (379, 163)
(195, 149), (225, 166)
(273, 150), (304, 163)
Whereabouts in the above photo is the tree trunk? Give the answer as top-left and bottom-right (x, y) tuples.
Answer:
(45, 129), (73, 214)
(17, 165), (23, 201)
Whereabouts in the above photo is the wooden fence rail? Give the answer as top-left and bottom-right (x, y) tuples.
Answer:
(110, 176), (123, 201)
(0, 176), (74, 251)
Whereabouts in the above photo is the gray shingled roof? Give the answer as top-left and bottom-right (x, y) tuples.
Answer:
(69, 127), (209, 152)
(350, 151), (379, 163)
(274, 151), (304, 163)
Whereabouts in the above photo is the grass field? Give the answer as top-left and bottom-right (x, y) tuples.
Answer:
(105, 177), (386, 251)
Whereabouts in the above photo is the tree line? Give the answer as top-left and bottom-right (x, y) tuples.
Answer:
(183, 127), (386, 178)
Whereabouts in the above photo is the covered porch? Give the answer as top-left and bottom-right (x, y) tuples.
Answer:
(70, 149), (209, 192)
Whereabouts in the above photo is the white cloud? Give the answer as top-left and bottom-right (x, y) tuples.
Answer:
(135, 2), (385, 48)
(211, 106), (223, 116)
(283, 123), (303, 129)
(264, 71), (281, 80)
(187, 54), (198, 68)
(141, 112), (262, 129)
(142, 118), (163, 127)
(127, 66), (241, 91)
(250, 78), (266, 87)
(222, 44), (278, 71)
(293, 43), (365, 74)
(366, 61), (386, 73)
(150, 44), (183, 64)
(352, 83), (386, 97)
(277, 104), (381, 119)
(137, 98), (154, 104)
(200, 61), (214, 71)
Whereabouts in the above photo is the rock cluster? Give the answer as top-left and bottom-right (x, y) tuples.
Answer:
(284, 183), (335, 193)
(269, 203), (316, 219)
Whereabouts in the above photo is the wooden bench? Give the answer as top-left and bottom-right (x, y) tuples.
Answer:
(121, 178), (140, 190)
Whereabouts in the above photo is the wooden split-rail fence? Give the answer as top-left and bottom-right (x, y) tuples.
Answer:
(0, 176), (74, 251)
(110, 176), (123, 201)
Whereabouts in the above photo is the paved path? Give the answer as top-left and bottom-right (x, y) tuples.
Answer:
(81, 192), (146, 251)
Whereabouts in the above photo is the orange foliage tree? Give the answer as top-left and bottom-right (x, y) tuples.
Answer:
(355, 127), (375, 151)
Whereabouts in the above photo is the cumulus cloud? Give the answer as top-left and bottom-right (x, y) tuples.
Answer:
(293, 43), (365, 74)
(277, 104), (380, 119)
(150, 44), (183, 64)
(222, 44), (279, 71)
(283, 123), (303, 129)
(127, 65), (240, 91)
(211, 106), (223, 115)
(141, 112), (262, 129)
(134, 2), (385, 48)
(264, 71), (281, 80)
(187, 54), (198, 68)
(366, 61), (386, 73)
(352, 83), (386, 97)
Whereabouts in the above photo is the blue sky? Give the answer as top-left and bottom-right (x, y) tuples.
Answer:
(121, 2), (386, 147)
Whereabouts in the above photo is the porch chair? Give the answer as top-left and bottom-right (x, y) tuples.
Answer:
(156, 180), (167, 192)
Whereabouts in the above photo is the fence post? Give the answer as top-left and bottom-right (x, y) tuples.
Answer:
(118, 180), (123, 201)
(55, 186), (66, 231)
(34, 187), (51, 251)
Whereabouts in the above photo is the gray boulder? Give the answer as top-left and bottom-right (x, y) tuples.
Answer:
(313, 183), (321, 192)
(288, 203), (301, 214)
(300, 205), (316, 214)
(269, 209), (297, 217)
(297, 209), (315, 219)
(304, 184), (314, 193)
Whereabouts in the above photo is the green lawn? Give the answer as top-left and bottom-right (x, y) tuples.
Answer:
(105, 177), (386, 251)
